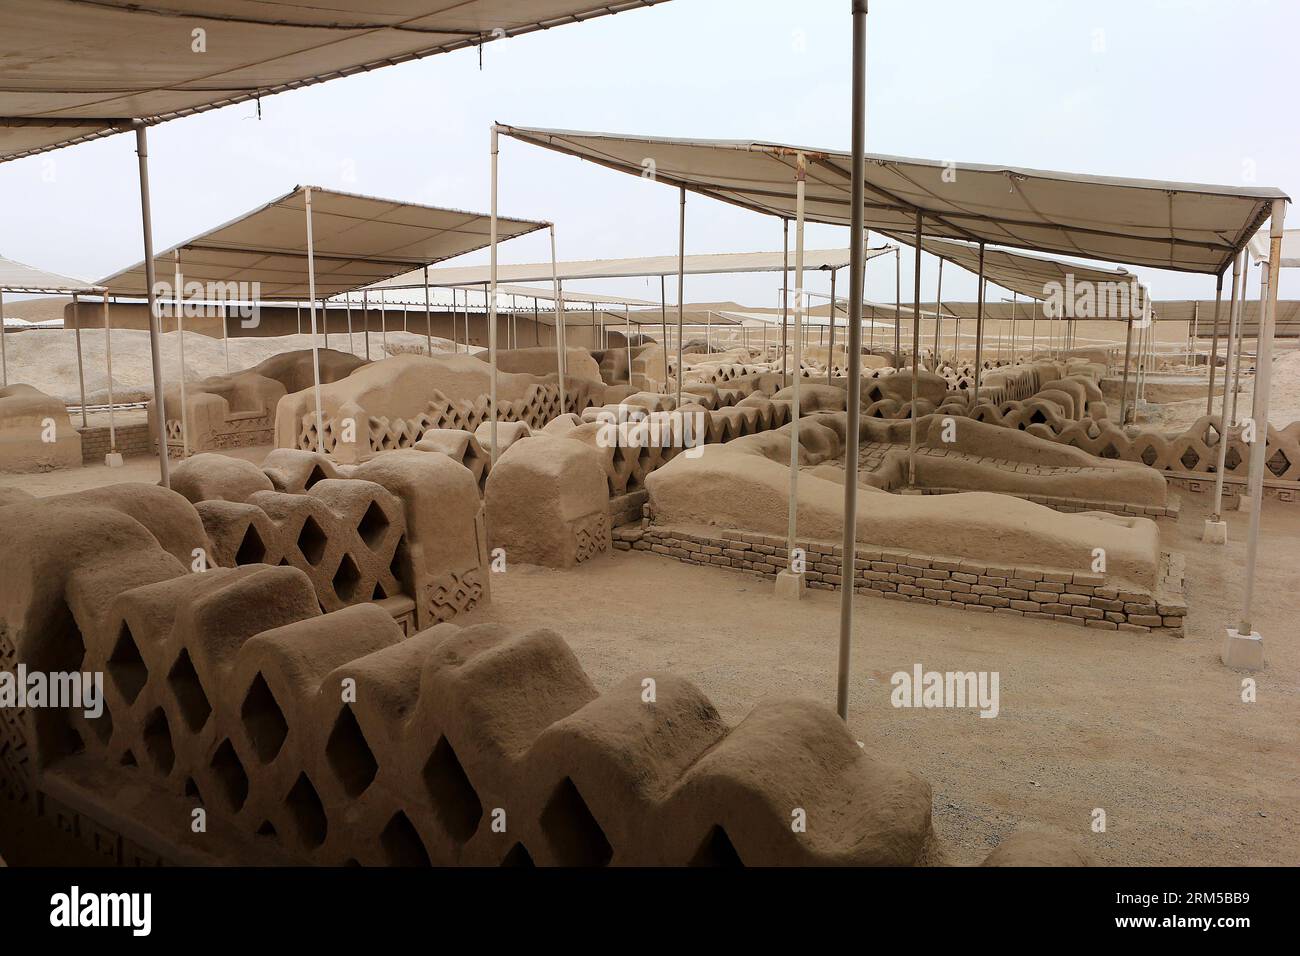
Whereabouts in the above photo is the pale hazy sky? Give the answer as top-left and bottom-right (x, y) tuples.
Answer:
(1, 0), (1296, 309)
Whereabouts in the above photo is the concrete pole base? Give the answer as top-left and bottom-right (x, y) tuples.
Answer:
(104, 452), (124, 468)
(1201, 519), (1228, 544)
(1221, 628), (1264, 670)
(1237, 494), (1255, 512)
(774, 569), (806, 600)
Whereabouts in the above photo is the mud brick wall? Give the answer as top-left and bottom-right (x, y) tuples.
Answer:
(918, 485), (1180, 520)
(622, 525), (1187, 638)
(78, 423), (153, 462)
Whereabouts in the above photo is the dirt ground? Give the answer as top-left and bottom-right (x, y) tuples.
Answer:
(3, 445), (1296, 867)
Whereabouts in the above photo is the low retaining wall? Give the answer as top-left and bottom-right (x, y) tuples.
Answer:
(622, 523), (1188, 638)
(78, 423), (153, 462)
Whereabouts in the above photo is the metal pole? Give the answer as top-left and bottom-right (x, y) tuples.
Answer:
(933, 256), (943, 363)
(362, 290), (370, 360)
(1206, 275), (1224, 415)
(972, 242), (986, 406)
(322, 296), (328, 350)
(135, 125), (170, 486)
(173, 253), (189, 455)
(893, 244), (902, 368)
(549, 225), (567, 414)
(782, 219), (789, 382)
(488, 125), (500, 463)
(624, 303), (633, 386)
(380, 294), (387, 353)
(660, 275), (670, 387)
(1211, 253), (1243, 524)
(676, 186), (686, 409)
(1119, 314), (1135, 426)
(221, 299), (230, 373)
(345, 295), (354, 355)
(0, 288), (7, 386)
(424, 266), (433, 356)
(103, 292), (116, 456)
(1238, 200), (1286, 639)
(907, 209), (922, 487)
(837, 0), (867, 722)
(72, 293), (88, 428)
(1229, 282), (1247, 428)
(786, 152), (807, 558)
(827, 268), (837, 384)
(304, 187), (324, 454)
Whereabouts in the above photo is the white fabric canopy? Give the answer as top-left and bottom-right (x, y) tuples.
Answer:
(889, 235), (1142, 306)
(371, 247), (877, 290)
(1248, 228), (1300, 268)
(0, 1), (670, 162)
(99, 186), (546, 299)
(0, 253), (102, 294)
(498, 125), (1288, 275)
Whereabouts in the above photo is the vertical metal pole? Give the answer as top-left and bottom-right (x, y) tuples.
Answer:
(676, 187), (686, 409)
(837, 0), (868, 722)
(72, 293), (88, 428)
(135, 126), (170, 486)
(549, 225), (567, 414)
(424, 266), (433, 356)
(1206, 276), (1224, 415)
(907, 209), (922, 487)
(1229, 285), (1247, 428)
(1120, 314), (1135, 425)
(304, 187), (324, 454)
(972, 242), (986, 406)
(1212, 253), (1243, 522)
(221, 299), (230, 373)
(782, 218), (789, 381)
(533, 297), (540, 347)
(624, 303), (633, 385)
(488, 125), (500, 463)
(103, 292), (116, 454)
(173, 253), (189, 455)
(660, 275), (670, 387)
(345, 294), (354, 355)
(0, 287), (7, 386)
(1239, 201), (1286, 636)
(827, 268), (837, 384)
(362, 290), (370, 360)
(933, 256), (943, 363)
(380, 294), (387, 353)
(893, 243), (902, 368)
(1030, 297), (1037, 355)
(786, 152), (807, 557)
(706, 310), (712, 353)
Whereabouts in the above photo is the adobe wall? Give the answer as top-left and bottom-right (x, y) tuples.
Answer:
(0, 384), (82, 473)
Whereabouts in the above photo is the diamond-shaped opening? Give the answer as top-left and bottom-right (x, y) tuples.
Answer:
(501, 842), (535, 867)
(240, 673), (288, 764)
(379, 811), (430, 867)
(1180, 448), (1201, 470)
(357, 500), (390, 549)
(286, 773), (328, 850)
(1099, 443), (1120, 459)
(690, 825), (744, 866)
(120, 749), (137, 767)
(539, 777), (612, 867)
(210, 738), (249, 812)
(325, 705), (377, 798)
(167, 649), (211, 732)
(1140, 445), (1158, 466)
(1267, 449), (1290, 477)
(371, 581), (388, 600)
(106, 623), (147, 705)
(184, 777), (202, 801)
(257, 820), (277, 838)
(305, 465), (328, 489)
(142, 707), (174, 775)
(297, 515), (328, 566)
(421, 736), (482, 844)
(331, 553), (362, 603)
(389, 536), (409, 588)
(1224, 446), (1243, 470)
(235, 524), (267, 565)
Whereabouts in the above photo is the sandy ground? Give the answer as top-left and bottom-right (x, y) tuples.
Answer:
(3, 443), (1297, 866)
(459, 492), (1300, 867)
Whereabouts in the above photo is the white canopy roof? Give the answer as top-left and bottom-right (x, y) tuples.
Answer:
(371, 246), (887, 290)
(0, 1), (669, 162)
(887, 235), (1142, 306)
(1248, 228), (1300, 268)
(497, 124), (1288, 276)
(99, 186), (546, 300)
(0, 253), (102, 294)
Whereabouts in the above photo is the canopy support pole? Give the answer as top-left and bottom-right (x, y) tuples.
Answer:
(1120, 312), (1135, 425)
(424, 266), (433, 356)
(380, 295), (387, 353)
(624, 303), (633, 386)
(221, 300), (230, 373)
(345, 295), (354, 355)
(172, 253), (190, 455)
(836, 0), (867, 722)
(1230, 199), (1286, 667)
(971, 242), (986, 407)
(1206, 275), (1224, 415)
(1030, 299), (1037, 356)
(72, 293), (88, 428)
(533, 297), (540, 347)
(827, 267), (837, 384)
(933, 256), (943, 364)
(134, 125), (170, 486)
(907, 209), (922, 488)
(660, 276), (670, 388)
(303, 186), (324, 454)
(362, 290), (370, 360)
(549, 225), (567, 415)
(488, 125), (500, 464)
(780, 152), (807, 598)
(0, 288), (7, 387)
(893, 244), (902, 368)
(1209, 252), (1243, 530)
(103, 291), (118, 461)
(781, 219), (789, 383)
(676, 187), (686, 410)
